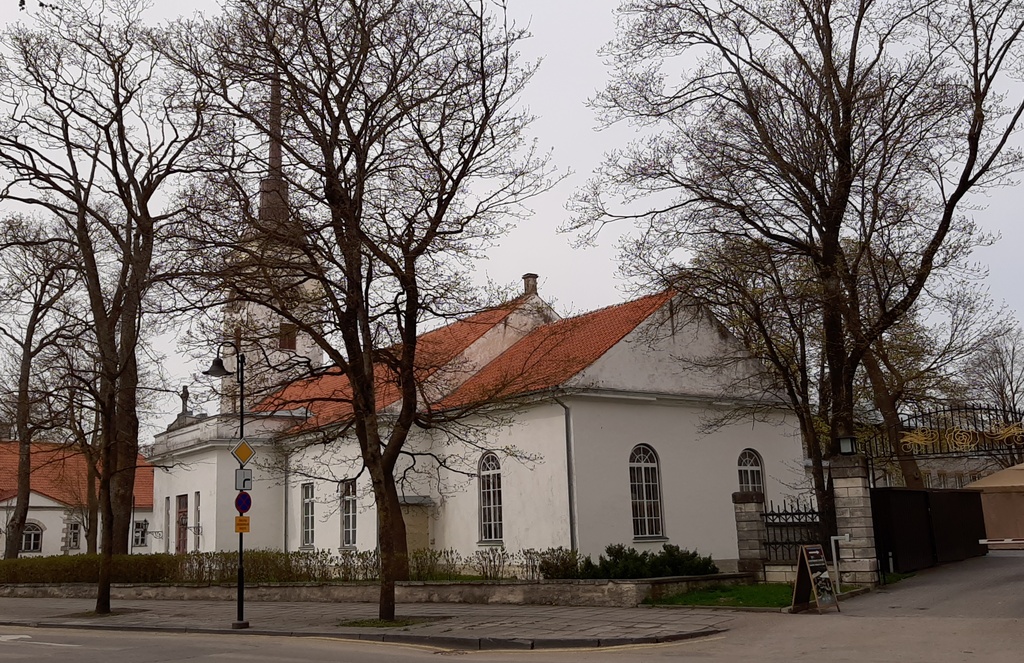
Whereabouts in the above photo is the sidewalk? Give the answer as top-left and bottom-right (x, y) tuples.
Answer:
(0, 597), (734, 650)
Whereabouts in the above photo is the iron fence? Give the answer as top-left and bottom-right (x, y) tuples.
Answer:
(762, 499), (830, 562)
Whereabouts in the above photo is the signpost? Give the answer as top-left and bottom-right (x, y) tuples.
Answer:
(203, 347), (253, 630)
(231, 441), (254, 629)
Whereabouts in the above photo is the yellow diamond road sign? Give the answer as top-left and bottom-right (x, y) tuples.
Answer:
(231, 439), (256, 466)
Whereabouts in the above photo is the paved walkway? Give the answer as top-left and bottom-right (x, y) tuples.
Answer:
(0, 597), (734, 650)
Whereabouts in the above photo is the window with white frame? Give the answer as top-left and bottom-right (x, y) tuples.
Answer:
(133, 521), (148, 548)
(737, 449), (765, 493)
(21, 523), (42, 552)
(66, 522), (81, 550)
(479, 453), (503, 542)
(629, 444), (664, 538)
(301, 482), (315, 547)
(341, 480), (357, 547)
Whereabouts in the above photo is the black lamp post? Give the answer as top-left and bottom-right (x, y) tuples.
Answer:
(203, 342), (249, 629)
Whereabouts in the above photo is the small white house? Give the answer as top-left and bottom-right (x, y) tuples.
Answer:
(151, 278), (804, 569)
(0, 442), (154, 556)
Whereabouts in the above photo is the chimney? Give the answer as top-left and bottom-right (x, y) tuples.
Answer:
(522, 273), (538, 296)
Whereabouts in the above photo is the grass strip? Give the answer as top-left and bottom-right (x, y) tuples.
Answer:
(651, 583), (793, 608)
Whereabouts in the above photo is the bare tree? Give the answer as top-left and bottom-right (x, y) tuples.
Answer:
(573, 0), (1024, 498)
(163, 0), (552, 619)
(964, 327), (1024, 413)
(0, 0), (213, 613)
(0, 216), (78, 558)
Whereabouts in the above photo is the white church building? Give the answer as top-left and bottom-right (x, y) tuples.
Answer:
(150, 276), (805, 569)
(149, 92), (804, 569)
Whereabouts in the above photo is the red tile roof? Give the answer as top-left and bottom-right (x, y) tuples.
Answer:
(441, 292), (672, 408)
(0, 442), (154, 510)
(254, 298), (528, 430)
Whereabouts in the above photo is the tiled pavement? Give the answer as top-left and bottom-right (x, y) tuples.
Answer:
(0, 597), (735, 650)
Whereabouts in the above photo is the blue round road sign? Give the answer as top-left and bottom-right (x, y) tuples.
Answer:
(235, 491), (252, 514)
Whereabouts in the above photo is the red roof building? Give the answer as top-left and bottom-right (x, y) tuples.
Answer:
(0, 442), (154, 556)
(152, 277), (804, 566)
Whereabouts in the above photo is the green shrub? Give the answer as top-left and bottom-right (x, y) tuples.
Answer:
(537, 547), (582, 579)
(581, 544), (718, 579)
(409, 548), (464, 581)
(535, 544), (718, 580)
(472, 547), (510, 580)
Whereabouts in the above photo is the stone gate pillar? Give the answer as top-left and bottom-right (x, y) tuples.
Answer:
(831, 455), (880, 586)
(732, 491), (767, 579)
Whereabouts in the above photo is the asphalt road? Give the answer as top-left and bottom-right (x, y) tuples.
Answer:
(2, 609), (1021, 663)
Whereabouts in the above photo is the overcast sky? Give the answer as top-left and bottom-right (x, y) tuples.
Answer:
(1, 1), (1021, 437)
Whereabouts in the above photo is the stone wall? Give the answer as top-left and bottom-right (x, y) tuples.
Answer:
(0, 573), (754, 608)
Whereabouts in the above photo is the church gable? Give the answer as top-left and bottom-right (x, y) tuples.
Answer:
(569, 297), (763, 399)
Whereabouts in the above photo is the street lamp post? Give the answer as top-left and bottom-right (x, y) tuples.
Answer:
(203, 343), (249, 630)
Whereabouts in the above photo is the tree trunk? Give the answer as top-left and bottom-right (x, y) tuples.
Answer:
(862, 350), (924, 488)
(86, 460), (99, 555)
(4, 331), (40, 560)
(3, 436), (31, 560)
(372, 469), (408, 621)
(95, 464), (114, 614)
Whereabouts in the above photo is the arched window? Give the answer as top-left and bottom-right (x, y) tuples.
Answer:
(21, 523), (42, 553)
(479, 453), (503, 542)
(738, 449), (764, 493)
(629, 444), (663, 537)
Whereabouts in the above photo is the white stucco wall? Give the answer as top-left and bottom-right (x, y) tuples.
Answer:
(0, 493), (153, 556)
(571, 301), (763, 399)
(283, 439), (376, 553)
(568, 396), (803, 563)
(430, 404), (572, 553)
(153, 444), (286, 554)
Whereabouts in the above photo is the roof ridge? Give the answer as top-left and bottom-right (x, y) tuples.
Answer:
(438, 290), (674, 408)
(549, 290), (671, 325)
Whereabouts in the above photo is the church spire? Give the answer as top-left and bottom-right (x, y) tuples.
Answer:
(258, 74), (289, 233)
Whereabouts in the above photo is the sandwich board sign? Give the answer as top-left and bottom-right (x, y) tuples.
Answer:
(791, 544), (839, 614)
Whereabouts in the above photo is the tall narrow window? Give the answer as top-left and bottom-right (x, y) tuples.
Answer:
(133, 521), (147, 548)
(164, 496), (170, 553)
(301, 482), (315, 547)
(629, 444), (663, 538)
(737, 449), (765, 493)
(479, 453), (503, 542)
(66, 522), (81, 550)
(194, 491), (201, 550)
(279, 322), (297, 350)
(175, 494), (188, 555)
(21, 523), (42, 552)
(341, 480), (357, 547)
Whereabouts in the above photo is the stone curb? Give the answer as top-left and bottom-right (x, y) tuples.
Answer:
(0, 619), (725, 650)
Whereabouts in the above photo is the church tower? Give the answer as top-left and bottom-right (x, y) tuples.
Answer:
(216, 76), (323, 415)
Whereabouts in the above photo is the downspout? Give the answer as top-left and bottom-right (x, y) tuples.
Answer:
(553, 398), (578, 551)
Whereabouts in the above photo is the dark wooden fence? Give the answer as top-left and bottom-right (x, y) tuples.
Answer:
(871, 487), (987, 574)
